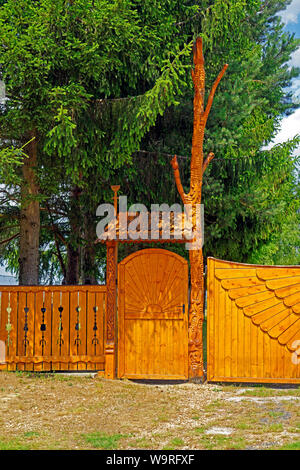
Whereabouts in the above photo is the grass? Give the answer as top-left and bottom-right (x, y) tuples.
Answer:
(198, 435), (246, 451)
(262, 423), (284, 433)
(130, 437), (153, 449)
(240, 387), (300, 397)
(280, 441), (300, 450)
(0, 438), (30, 450)
(0, 371), (299, 450)
(162, 437), (185, 450)
(81, 432), (126, 449)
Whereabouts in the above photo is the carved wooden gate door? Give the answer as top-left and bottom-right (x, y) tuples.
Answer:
(117, 249), (188, 379)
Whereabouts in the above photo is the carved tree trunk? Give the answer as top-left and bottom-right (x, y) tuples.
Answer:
(19, 131), (40, 285)
(171, 38), (228, 380)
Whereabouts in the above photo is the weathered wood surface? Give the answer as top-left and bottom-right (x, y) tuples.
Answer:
(0, 285), (106, 371)
(118, 248), (188, 379)
(207, 258), (300, 384)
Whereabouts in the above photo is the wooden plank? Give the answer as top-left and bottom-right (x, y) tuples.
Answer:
(24, 291), (35, 371)
(267, 277), (300, 290)
(235, 290), (275, 308)
(216, 277), (226, 378)
(252, 304), (287, 327)
(86, 291), (105, 369)
(7, 291), (18, 370)
(51, 291), (70, 369)
(231, 296), (238, 379)
(293, 302), (300, 314)
(244, 298), (282, 317)
(34, 291), (52, 371)
(278, 318), (300, 346)
(244, 315), (251, 379)
(117, 264), (125, 378)
(284, 292), (300, 307)
(228, 284), (268, 299)
(250, 311), (258, 379)
(222, 277), (264, 289)
(237, 306), (245, 378)
(141, 318), (149, 375)
(260, 308), (290, 332)
(213, 259), (219, 381)
(147, 316), (155, 377)
(275, 284), (300, 299)
(0, 292), (5, 345)
(257, 324), (264, 379)
(224, 289), (232, 378)
(17, 292), (26, 358)
(135, 319), (143, 376)
(268, 313), (299, 339)
(257, 268), (300, 280)
(215, 268), (257, 280)
(262, 323), (271, 379)
(183, 262), (189, 379)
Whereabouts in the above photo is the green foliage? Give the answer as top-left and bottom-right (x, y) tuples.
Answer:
(81, 432), (126, 449)
(0, 145), (26, 185)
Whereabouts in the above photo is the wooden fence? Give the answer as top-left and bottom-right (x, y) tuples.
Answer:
(0, 285), (106, 371)
(207, 258), (300, 384)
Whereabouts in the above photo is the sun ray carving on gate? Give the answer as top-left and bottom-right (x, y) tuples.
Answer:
(124, 253), (185, 317)
(215, 267), (300, 352)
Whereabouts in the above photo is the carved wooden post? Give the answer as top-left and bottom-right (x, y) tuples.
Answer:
(171, 38), (228, 380)
(105, 240), (117, 378)
(104, 186), (120, 379)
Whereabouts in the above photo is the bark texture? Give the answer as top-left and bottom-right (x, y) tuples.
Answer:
(19, 132), (40, 285)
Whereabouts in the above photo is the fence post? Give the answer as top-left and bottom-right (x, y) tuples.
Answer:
(104, 240), (118, 378)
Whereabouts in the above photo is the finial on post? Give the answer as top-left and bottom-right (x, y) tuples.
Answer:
(111, 185), (120, 214)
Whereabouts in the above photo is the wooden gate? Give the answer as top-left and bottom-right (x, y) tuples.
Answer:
(0, 285), (106, 371)
(117, 248), (188, 379)
(207, 258), (300, 384)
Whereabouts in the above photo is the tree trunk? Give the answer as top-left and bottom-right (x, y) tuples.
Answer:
(65, 243), (80, 284)
(65, 186), (81, 285)
(19, 132), (40, 285)
(81, 208), (97, 285)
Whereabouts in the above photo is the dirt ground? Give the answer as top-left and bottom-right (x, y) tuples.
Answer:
(0, 371), (299, 450)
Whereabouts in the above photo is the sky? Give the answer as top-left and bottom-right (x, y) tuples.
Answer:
(1, 1), (300, 279)
(270, 0), (300, 147)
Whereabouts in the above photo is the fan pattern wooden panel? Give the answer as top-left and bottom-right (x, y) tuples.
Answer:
(0, 286), (106, 371)
(207, 258), (300, 384)
(118, 248), (188, 379)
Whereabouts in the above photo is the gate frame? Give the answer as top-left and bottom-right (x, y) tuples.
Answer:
(100, 188), (192, 380)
